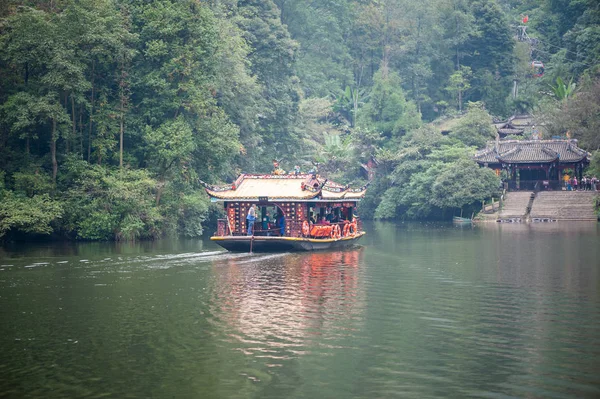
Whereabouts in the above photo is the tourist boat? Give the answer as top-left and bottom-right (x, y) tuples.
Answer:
(201, 170), (368, 252)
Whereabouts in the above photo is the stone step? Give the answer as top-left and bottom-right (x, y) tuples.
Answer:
(498, 192), (534, 219)
(530, 191), (598, 220)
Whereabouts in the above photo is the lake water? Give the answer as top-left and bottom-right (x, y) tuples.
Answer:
(1, 222), (599, 398)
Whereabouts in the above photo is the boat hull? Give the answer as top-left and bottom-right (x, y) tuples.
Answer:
(211, 232), (366, 252)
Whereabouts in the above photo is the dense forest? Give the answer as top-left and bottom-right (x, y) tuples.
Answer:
(0, 0), (598, 240)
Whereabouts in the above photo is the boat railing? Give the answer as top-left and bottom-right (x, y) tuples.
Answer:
(216, 218), (362, 238)
(217, 219), (228, 236)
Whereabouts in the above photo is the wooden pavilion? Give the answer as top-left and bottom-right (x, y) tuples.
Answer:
(474, 139), (591, 191)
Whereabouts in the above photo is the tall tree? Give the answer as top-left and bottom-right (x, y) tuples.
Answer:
(359, 68), (421, 139)
(276, 0), (354, 98)
(464, 0), (515, 115)
(235, 0), (301, 159)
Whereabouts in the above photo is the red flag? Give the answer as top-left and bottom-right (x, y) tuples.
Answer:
(522, 15), (529, 23)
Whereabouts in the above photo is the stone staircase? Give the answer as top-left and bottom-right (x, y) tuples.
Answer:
(497, 192), (534, 222)
(530, 191), (598, 221)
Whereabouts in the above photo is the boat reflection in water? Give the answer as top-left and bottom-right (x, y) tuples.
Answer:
(209, 248), (365, 358)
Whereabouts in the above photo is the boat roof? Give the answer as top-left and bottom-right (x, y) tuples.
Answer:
(202, 173), (368, 202)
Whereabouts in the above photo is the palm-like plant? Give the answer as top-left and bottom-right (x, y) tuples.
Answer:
(317, 132), (354, 173)
(549, 77), (576, 101)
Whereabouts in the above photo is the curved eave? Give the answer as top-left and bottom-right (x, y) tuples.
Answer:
(496, 156), (559, 164)
(322, 189), (367, 200)
(205, 190), (320, 201)
(474, 156), (500, 164)
(560, 154), (590, 163)
(345, 190), (367, 199)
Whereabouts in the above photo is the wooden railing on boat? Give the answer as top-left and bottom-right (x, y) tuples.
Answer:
(216, 218), (362, 239)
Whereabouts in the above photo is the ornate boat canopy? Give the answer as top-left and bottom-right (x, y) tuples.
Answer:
(201, 173), (368, 202)
(474, 139), (590, 165)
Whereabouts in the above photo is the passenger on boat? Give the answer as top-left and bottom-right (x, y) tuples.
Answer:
(246, 204), (256, 235)
(262, 211), (270, 236)
(276, 212), (285, 236)
(325, 211), (334, 223)
(318, 217), (331, 225)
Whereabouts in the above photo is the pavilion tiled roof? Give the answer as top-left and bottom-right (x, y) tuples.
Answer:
(474, 139), (590, 165)
(202, 173), (367, 201)
(498, 128), (524, 136)
(508, 114), (534, 127)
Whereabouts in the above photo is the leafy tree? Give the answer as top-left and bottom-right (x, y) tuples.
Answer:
(128, 0), (241, 183)
(61, 164), (160, 240)
(449, 102), (496, 148)
(359, 69), (421, 138)
(316, 132), (354, 174)
(441, 0), (479, 70)
(210, 2), (263, 172)
(235, 0), (301, 156)
(549, 76), (577, 101)
(431, 158), (500, 210)
(446, 66), (472, 112)
(0, 192), (63, 238)
(143, 116), (195, 205)
(543, 76), (600, 149)
(275, 0), (354, 98)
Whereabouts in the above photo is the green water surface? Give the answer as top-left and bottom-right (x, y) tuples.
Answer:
(1, 222), (599, 398)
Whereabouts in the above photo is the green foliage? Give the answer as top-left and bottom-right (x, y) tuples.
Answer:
(333, 85), (365, 127)
(359, 69), (421, 138)
(12, 170), (54, 197)
(0, 0), (598, 237)
(0, 192), (63, 238)
(549, 77), (577, 101)
(60, 165), (160, 240)
(276, 0), (353, 98)
(178, 194), (209, 237)
(144, 116), (195, 176)
(446, 66), (472, 112)
(431, 158), (500, 209)
(543, 76), (600, 148)
(448, 103), (496, 148)
(316, 132), (354, 175)
(587, 151), (600, 178)
(371, 123), (500, 220)
(234, 0), (301, 156)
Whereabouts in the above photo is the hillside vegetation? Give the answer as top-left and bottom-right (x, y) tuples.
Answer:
(0, 0), (598, 240)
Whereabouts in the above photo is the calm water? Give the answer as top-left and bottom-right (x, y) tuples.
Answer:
(1, 222), (599, 398)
